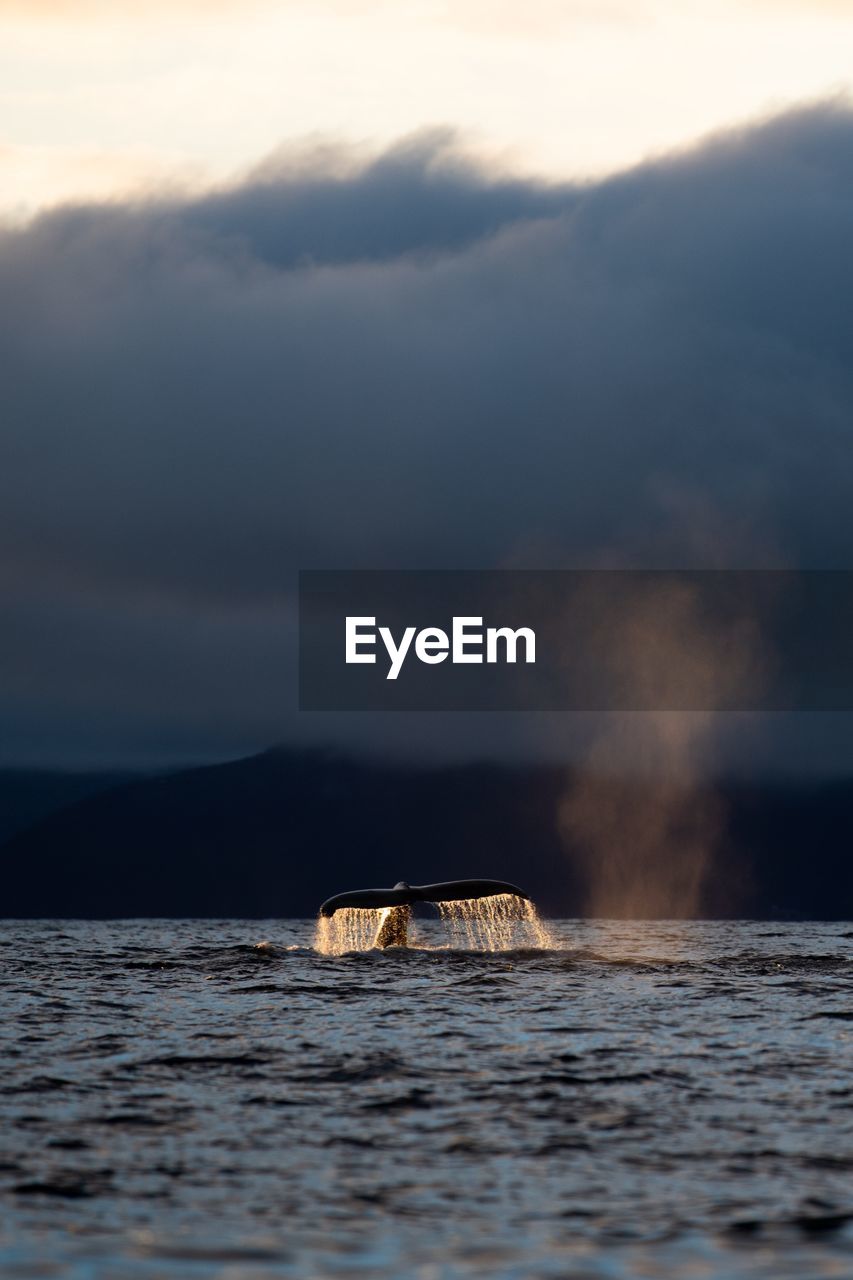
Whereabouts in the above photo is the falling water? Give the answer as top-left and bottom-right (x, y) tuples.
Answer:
(437, 894), (554, 950)
(314, 907), (404, 956)
(315, 895), (552, 954)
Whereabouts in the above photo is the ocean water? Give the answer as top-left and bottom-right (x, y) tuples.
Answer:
(0, 919), (850, 1279)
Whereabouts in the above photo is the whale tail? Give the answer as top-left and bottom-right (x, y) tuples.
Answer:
(316, 877), (551, 952)
(319, 877), (530, 918)
(374, 904), (412, 947)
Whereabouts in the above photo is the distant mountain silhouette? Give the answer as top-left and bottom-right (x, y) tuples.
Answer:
(1, 747), (851, 918)
(0, 769), (136, 846)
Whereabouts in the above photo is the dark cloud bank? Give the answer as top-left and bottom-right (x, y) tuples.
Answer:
(2, 104), (853, 768)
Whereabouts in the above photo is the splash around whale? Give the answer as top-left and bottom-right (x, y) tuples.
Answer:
(316, 878), (553, 953)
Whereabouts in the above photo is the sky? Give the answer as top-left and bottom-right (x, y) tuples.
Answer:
(2, 1), (853, 772)
(3, 0), (853, 216)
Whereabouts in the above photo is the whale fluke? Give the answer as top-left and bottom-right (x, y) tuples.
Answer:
(319, 877), (530, 918)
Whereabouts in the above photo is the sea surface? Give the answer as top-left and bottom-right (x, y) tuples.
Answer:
(0, 919), (851, 1279)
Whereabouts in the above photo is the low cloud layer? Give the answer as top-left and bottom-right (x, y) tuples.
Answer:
(2, 104), (853, 766)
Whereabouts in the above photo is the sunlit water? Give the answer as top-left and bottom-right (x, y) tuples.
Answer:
(0, 919), (850, 1279)
(316, 894), (553, 954)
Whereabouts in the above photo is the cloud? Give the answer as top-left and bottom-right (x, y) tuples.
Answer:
(0, 0), (634, 22)
(756, 0), (853, 10)
(8, 1), (843, 28)
(0, 0), (267, 14)
(2, 104), (853, 764)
